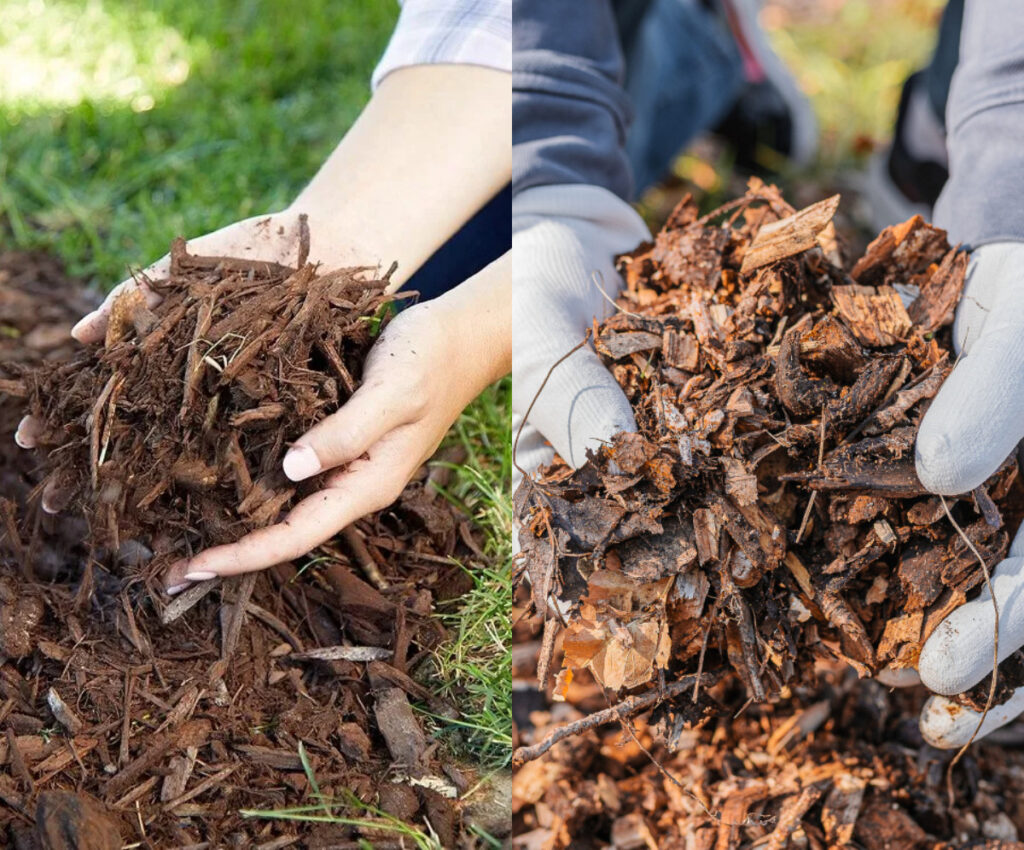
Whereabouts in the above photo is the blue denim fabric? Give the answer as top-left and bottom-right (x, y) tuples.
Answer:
(619, 0), (745, 194)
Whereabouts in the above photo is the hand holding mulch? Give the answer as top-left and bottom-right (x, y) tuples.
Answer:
(15, 225), (395, 593)
(515, 179), (1024, 761)
(15, 220), (510, 595)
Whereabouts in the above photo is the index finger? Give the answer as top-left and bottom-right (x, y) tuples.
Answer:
(166, 464), (403, 586)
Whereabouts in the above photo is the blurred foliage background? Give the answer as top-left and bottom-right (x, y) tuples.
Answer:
(644, 0), (948, 237)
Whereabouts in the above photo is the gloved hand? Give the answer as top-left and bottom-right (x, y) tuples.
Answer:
(511, 184), (651, 490)
(914, 241), (1024, 747)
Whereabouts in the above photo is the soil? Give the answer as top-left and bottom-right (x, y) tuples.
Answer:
(512, 181), (1024, 847)
(0, 247), (505, 848)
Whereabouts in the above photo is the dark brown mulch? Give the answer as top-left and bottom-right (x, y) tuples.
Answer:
(19, 228), (393, 578)
(0, 247), (500, 848)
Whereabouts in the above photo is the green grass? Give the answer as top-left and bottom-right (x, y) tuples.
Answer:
(0, 0), (511, 773)
(240, 742), (504, 846)
(425, 379), (513, 769)
(241, 744), (446, 849)
(0, 0), (395, 285)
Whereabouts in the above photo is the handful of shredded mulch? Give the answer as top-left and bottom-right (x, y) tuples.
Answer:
(16, 233), (394, 578)
(514, 180), (1024, 755)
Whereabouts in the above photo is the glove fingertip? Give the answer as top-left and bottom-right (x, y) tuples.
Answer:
(918, 606), (995, 696)
(919, 695), (979, 749)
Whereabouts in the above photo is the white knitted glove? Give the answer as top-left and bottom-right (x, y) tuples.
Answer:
(511, 184), (652, 492)
(914, 242), (1024, 747)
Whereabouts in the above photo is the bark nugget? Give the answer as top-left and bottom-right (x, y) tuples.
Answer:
(20, 232), (394, 579)
(515, 180), (1023, 727)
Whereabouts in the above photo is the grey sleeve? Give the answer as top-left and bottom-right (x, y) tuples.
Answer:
(934, 1), (1024, 248)
(512, 0), (634, 201)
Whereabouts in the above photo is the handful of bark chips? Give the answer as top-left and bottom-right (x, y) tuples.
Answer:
(515, 180), (1024, 750)
(16, 235), (393, 578)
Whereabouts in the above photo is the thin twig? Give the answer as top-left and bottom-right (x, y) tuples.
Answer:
(693, 596), (723, 703)
(795, 406), (827, 544)
(609, 696), (745, 827)
(513, 333), (591, 480)
(941, 494), (999, 805)
(512, 671), (719, 766)
(591, 271), (643, 319)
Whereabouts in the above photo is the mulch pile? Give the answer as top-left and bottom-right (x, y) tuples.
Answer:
(512, 619), (1024, 849)
(16, 228), (393, 577)
(512, 181), (1024, 846)
(0, 247), (503, 847)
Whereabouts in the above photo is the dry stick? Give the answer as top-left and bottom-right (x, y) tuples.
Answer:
(341, 526), (388, 590)
(535, 617), (559, 688)
(160, 578), (220, 625)
(296, 213), (310, 269)
(608, 695), (745, 828)
(941, 494), (1000, 806)
(164, 764), (237, 810)
(512, 333), (590, 481)
(511, 671), (718, 766)
(693, 596), (724, 703)
(795, 405), (827, 544)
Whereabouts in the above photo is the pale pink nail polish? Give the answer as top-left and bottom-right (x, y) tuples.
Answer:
(14, 417), (33, 449)
(166, 583), (191, 596)
(71, 314), (96, 342)
(184, 571), (218, 582)
(283, 444), (321, 481)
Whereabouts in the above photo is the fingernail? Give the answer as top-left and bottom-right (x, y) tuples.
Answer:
(14, 418), (33, 449)
(166, 582), (191, 596)
(283, 444), (321, 482)
(184, 571), (218, 582)
(71, 314), (96, 342)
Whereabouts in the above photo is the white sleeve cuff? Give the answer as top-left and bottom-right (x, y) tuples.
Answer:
(372, 0), (511, 90)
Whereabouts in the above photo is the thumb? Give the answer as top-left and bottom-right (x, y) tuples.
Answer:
(915, 326), (1024, 494)
(282, 379), (410, 482)
(514, 343), (635, 469)
(916, 243), (1024, 495)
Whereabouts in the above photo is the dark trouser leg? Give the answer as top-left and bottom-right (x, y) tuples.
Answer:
(921, 0), (965, 126)
(402, 184), (511, 302)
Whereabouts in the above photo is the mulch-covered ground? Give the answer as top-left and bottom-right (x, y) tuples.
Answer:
(512, 611), (1024, 849)
(0, 247), (504, 848)
(511, 182), (1024, 848)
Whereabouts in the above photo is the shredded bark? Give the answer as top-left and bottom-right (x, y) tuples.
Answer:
(0, 249), (504, 846)
(515, 179), (1022, 745)
(512, 181), (1024, 848)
